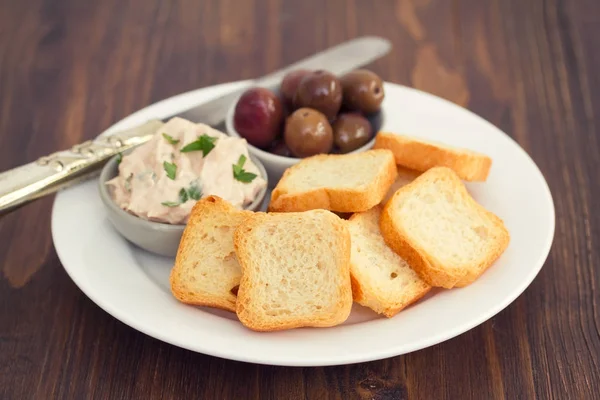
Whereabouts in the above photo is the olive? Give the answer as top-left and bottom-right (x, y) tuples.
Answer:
(293, 70), (342, 120)
(332, 113), (372, 153)
(340, 69), (384, 114)
(280, 69), (311, 108)
(269, 140), (293, 157)
(284, 108), (333, 158)
(233, 87), (283, 148)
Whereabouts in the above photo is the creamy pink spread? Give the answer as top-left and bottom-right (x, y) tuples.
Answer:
(106, 117), (266, 224)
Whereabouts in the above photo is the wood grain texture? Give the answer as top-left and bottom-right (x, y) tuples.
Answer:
(1, 0), (599, 398)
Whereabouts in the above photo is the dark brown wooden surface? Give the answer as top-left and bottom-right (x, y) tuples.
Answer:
(1, 0), (599, 399)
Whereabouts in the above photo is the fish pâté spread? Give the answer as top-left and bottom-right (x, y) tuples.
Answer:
(107, 117), (266, 224)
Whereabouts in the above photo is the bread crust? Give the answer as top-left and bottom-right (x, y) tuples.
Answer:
(233, 210), (353, 331)
(169, 196), (252, 312)
(453, 210), (511, 287)
(350, 257), (431, 318)
(348, 207), (431, 317)
(374, 132), (492, 181)
(379, 167), (510, 288)
(269, 149), (398, 213)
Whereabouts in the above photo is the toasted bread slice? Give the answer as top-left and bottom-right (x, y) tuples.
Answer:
(380, 167), (510, 288)
(269, 149), (397, 213)
(374, 132), (492, 181)
(348, 206), (431, 317)
(169, 196), (252, 312)
(381, 166), (421, 205)
(234, 210), (352, 331)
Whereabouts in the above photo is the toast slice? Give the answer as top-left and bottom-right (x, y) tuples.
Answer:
(381, 166), (421, 205)
(374, 132), (492, 181)
(169, 196), (252, 312)
(348, 206), (431, 317)
(269, 149), (397, 213)
(234, 210), (352, 331)
(380, 167), (510, 288)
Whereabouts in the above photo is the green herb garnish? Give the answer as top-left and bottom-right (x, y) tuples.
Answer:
(124, 174), (133, 192)
(178, 188), (188, 203)
(116, 152), (123, 165)
(187, 181), (202, 200)
(181, 134), (217, 156)
(232, 154), (258, 183)
(162, 133), (180, 145)
(163, 161), (177, 180)
(161, 183), (202, 208)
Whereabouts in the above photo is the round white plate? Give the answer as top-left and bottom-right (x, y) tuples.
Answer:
(52, 81), (555, 366)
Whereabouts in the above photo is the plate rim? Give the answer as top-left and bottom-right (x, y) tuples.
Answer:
(51, 80), (555, 366)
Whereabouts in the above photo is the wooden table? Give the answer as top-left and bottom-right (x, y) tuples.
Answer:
(1, 0), (598, 398)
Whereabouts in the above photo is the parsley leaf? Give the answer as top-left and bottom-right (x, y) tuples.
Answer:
(162, 133), (180, 145)
(161, 183), (202, 208)
(235, 171), (258, 183)
(181, 134), (217, 156)
(116, 152), (123, 165)
(232, 154), (258, 183)
(163, 161), (177, 180)
(124, 174), (133, 192)
(178, 188), (188, 203)
(187, 181), (202, 200)
(234, 154), (247, 172)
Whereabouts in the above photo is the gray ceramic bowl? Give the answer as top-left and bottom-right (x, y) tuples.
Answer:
(225, 83), (385, 182)
(98, 151), (268, 257)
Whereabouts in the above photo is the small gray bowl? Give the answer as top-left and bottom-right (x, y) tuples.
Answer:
(98, 151), (268, 257)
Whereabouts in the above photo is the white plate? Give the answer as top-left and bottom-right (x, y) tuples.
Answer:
(52, 81), (555, 366)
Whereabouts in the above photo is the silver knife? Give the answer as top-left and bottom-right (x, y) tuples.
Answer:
(0, 36), (391, 215)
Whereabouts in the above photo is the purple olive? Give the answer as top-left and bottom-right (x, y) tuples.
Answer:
(233, 88), (283, 148)
(269, 140), (293, 157)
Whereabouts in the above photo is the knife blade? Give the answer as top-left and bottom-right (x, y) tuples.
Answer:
(174, 36), (391, 125)
(0, 36), (391, 216)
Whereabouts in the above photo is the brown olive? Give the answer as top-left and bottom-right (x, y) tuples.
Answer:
(332, 113), (372, 153)
(340, 69), (384, 114)
(284, 108), (333, 158)
(280, 69), (311, 108)
(293, 70), (342, 120)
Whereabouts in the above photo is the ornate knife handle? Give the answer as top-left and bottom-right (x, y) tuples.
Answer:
(0, 120), (164, 216)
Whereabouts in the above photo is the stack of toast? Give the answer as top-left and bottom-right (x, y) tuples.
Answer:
(170, 132), (510, 331)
